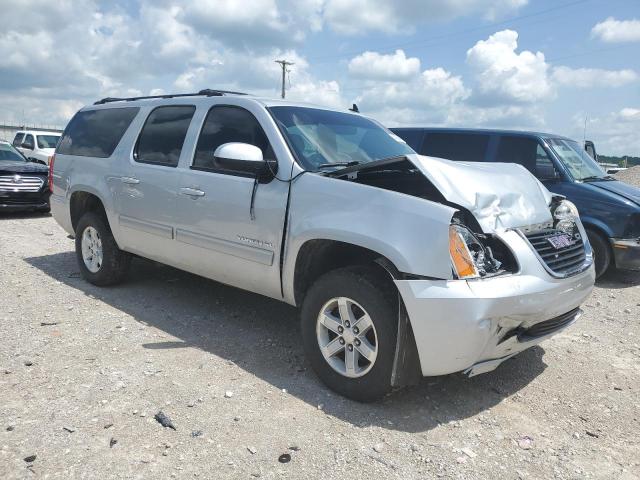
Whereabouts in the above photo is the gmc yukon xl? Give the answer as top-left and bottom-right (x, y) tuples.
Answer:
(50, 90), (595, 401)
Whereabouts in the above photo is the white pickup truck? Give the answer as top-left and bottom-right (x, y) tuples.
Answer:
(13, 129), (61, 165)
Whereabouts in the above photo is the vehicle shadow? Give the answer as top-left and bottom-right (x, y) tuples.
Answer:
(596, 268), (640, 289)
(0, 211), (51, 220)
(25, 251), (547, 433)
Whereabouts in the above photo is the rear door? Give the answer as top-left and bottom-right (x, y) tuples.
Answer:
(173, 104), (289, 299)
(115, 105), (196, 261)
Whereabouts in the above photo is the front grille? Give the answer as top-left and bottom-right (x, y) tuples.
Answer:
(519, 308), (580, 341)
(0, 175), (45, 193)
(525, 227), (586, 276)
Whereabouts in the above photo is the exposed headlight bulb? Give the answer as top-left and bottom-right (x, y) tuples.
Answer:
(553, 200), (579, 220)
(553, 200), (579, 234)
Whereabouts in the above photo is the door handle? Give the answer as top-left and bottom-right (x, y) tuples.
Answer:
(121, 176), (140, 185)
(180, 187), (205, 198)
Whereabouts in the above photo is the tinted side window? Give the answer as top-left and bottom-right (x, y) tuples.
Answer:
(535, 144), (560, 180)
(134, 106), (195, 167)
(193, 106), (273, 173)
(422, 133), (489, 162)
(391, 129), (425, 152)
(12, 133), (24, 147)
(495, 136), (539, 174)
(57, 107), (140, 158)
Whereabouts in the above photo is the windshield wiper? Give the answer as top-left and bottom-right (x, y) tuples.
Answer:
(316, 161), (360, 169)
(581, 175), (615, 182)
(321, 155), (409, 177)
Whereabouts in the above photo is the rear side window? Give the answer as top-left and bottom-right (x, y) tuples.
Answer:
(421, 133), (489, 162)
(193, 106), (273, 174)
(57, 107), (140, 158)
(134, 106), (195, 167)
(37, 135), (60, 149)
(12, 133), (24, 147)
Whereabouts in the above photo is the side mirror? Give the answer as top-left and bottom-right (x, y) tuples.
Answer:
(21, 142), (34, 150)
(213, 143), (277, 181)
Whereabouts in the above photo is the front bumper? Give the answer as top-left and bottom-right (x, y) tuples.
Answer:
(394, 229), (595, 377)
(611, 238), (640, 271)
(0, 191), (50, 211)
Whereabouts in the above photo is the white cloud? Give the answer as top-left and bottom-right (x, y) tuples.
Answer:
(323, 0), (527, 35)
(591, 17), (640, 43)
(353, 67), (470, 124)
(552, 66), (639, 88)
(466, 29), (553, 104)
(178, 0), (324, 48)
(574, 108), (640, 156)
(0, 0), (346, 125)
(348, 50), (420, 81)
(446, 104), (545, 130)
(287, 80), (344, 109)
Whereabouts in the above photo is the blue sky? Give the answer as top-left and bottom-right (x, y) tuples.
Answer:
(0, 0), (638, 155)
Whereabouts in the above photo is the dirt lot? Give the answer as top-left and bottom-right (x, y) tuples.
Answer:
(1, 213), (639, 479)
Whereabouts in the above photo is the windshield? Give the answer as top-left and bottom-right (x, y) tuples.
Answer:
(547, 138), (606, 181)
(268, 106), (414, 171)
(37, 135), (60, 149)
(0, 143), (26, 162)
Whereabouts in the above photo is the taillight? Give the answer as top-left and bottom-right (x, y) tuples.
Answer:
(48, 154), (55, 193)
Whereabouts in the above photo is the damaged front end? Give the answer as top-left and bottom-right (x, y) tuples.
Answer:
(323, 153), (594, 380)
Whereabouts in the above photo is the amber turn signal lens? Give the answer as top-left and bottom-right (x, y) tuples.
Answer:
(449, 225), (478, 279)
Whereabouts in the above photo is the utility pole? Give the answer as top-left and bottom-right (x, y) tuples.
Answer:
(275, 59), (294, 99)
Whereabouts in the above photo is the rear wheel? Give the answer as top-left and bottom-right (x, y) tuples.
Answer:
(75, 212), (131, 286)
(300, 266), (398, 402)
(586, 229), (611, 279)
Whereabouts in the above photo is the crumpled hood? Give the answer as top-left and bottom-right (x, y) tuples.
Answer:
(408, 154), (553, 232)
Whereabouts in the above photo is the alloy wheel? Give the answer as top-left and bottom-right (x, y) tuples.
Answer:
(316, 297), (378, 378)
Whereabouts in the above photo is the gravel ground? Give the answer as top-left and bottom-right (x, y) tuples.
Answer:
(614, 165), (640, 187)
(1, 213), (639, 480)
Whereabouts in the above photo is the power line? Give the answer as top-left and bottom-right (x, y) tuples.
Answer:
(307, 0), (590, 64)
(275, 59), (295, 99)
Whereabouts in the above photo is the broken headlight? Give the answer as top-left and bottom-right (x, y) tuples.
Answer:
(449, 223), (502, 279)
(552, 199), (579, 234)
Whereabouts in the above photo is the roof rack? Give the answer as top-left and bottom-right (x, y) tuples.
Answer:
(94, 89), (249, 105)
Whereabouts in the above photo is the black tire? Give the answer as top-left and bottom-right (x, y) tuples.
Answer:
(300, 266), (398, 402)
(75, 212), (131, 286)
(586, 229), (611, 279)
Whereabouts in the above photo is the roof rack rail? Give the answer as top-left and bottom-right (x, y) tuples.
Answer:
(93, 89), (249, 105)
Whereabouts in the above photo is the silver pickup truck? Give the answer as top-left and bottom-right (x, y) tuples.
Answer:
(50, 90), (595, 401)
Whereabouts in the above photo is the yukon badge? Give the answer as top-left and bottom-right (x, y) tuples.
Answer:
(237, 235), (273, 249)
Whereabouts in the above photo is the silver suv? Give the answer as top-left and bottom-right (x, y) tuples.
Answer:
(50, 90), (595, 401)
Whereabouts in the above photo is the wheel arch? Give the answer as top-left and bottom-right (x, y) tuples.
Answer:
(69, 189), (110, 233)
(580, 216), (614, 240)
(291, 239), (401, 307)
(292, 240), (423, 389)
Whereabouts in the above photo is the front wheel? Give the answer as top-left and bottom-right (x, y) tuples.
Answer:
(75, 212), (131, 286)
(300, 266), (398, 402)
